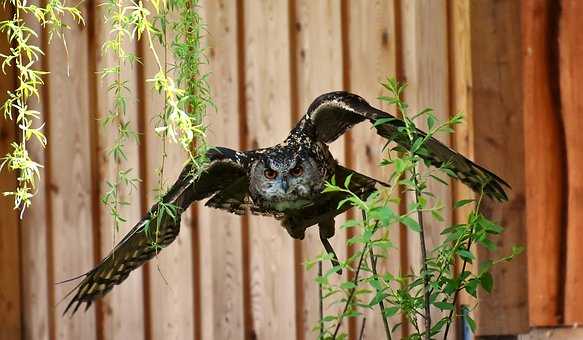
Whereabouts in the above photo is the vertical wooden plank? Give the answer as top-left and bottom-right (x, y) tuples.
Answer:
(142, 7), (196, 340)
(523, 0), (564, 326)
(400, 0), (452, 334)
(448, 1), (478, 337)
(561, 0), (583, 325)
(450, 0), (474, 217)
(197, 0), (245, 339)
(19, 2), (51, 338)
(346, 1), (400, 338)
(48, 2), (97, 339)
(0, 5), (21, 339)
(244, 1), (296, 339)
(470, 0), (528, 335)
(93, 2), (146, 338)
(293, 1), (346, 338)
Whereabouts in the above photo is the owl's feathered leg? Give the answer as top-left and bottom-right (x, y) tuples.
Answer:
(319, 218), (342, 275)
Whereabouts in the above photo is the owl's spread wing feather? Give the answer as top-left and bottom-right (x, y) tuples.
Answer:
(62, 147), (247, 315)
(301, 91), (509, 201)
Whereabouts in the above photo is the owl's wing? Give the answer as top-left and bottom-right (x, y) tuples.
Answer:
(62, 147), (248, 315)
(299, 91), (509, 201)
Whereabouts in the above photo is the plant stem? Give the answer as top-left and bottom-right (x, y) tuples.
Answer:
(443, 192), (483, 340)
(442, 251), (471, 340)
(318, 260), (323, 340)
(361, 209), (392, 340)
(369, 248), (392, 340)
(412, 166), (431, 340)
(332, 242), (368, 338)
(358, 317), (367, 340)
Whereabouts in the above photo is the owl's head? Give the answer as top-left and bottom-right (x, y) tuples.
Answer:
(248, 149), (324, 210)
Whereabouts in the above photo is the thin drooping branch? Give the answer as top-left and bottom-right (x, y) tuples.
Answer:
(412, 166), (431, 340)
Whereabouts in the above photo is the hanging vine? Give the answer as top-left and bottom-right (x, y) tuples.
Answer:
(0, 0), (83, 217)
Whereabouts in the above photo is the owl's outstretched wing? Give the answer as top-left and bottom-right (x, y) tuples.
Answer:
(62, 147), (247, 315)
(298, 91), (509, 201)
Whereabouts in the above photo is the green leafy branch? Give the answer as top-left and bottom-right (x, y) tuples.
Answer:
(99, 0), (141, 235)
(0, 0), (83, 217)
(310, 78), (523, 340)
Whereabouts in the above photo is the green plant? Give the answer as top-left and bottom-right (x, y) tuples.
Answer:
(0, 0), (83, 217)
(1, 0), (211, 248)
(139, 0), (210, 243)
(310, 78), (523, 340)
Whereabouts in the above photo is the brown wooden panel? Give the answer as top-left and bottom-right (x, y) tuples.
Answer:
(92, 2), (146, 338)
(198, 0), (245, 338)
(523, 0), (565, 326)
(47, 3), (97, 338)
(560, 0), (583, 325)
(293, 1), (346, 338)
(519, 327), (583, 340)
(243, 1), (297, 339)
(400, 0), (452, 335)
(448, 1), (479, 336)
(0, 5), (21, 339)
(470, 0), (529, 335)
(19, 2), (51, 338)
(346, 1), (400, 338)
(141, 7), (196, 339)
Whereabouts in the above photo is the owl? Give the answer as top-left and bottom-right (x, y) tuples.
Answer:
(63, 91), (508, 314)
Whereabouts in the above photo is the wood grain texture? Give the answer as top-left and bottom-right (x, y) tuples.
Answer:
(243, 1), (296, 339)
(523, 0), (565, 326)
(19, 3), (51, 339)
(519, 327), (583, 340)
(293, 1), (347, 338)
(0, 5), (21, 339)
(560, 0), (583, 325)
(400, 0), (452, 334)
(93, 3), (146, 338)
(470, 0), (529, 335)
(142, 7), (195, 340)
(346, 1), (400, 338)
(449, 0), (479, 329)
(47, 3), (97, 338)
(198, 0), (245, 339)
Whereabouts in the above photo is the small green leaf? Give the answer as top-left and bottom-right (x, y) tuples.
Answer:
(433, 301), (454, 310)
(480, 272), (494, 293)
(340, 281), (357, 290)
(344, 173), (353, 188)
(454, 199), (475, 208)
(457, 249), (475, 261)
(401, 216), (420, 232)
(383, 306), (400, 317)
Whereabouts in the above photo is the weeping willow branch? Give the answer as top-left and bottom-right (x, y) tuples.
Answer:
(0, 0), (83, 217)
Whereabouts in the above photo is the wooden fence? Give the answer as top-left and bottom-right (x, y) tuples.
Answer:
(1, 0), (583, 339)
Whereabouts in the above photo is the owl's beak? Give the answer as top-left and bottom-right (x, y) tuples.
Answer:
(281, 176), (289, 193)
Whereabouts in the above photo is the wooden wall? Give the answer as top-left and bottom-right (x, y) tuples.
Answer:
(3, 0), (581, 339)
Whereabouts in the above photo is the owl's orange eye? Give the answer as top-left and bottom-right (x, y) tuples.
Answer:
(264, 169), (278, 179)
(290, 165), (304, 177)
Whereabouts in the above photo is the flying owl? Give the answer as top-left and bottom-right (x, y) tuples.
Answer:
(63, 91), (508, 314)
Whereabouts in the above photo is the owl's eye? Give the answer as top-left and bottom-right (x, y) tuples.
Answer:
(264, 168), (278, 179)
(290, 165), (304, 177)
